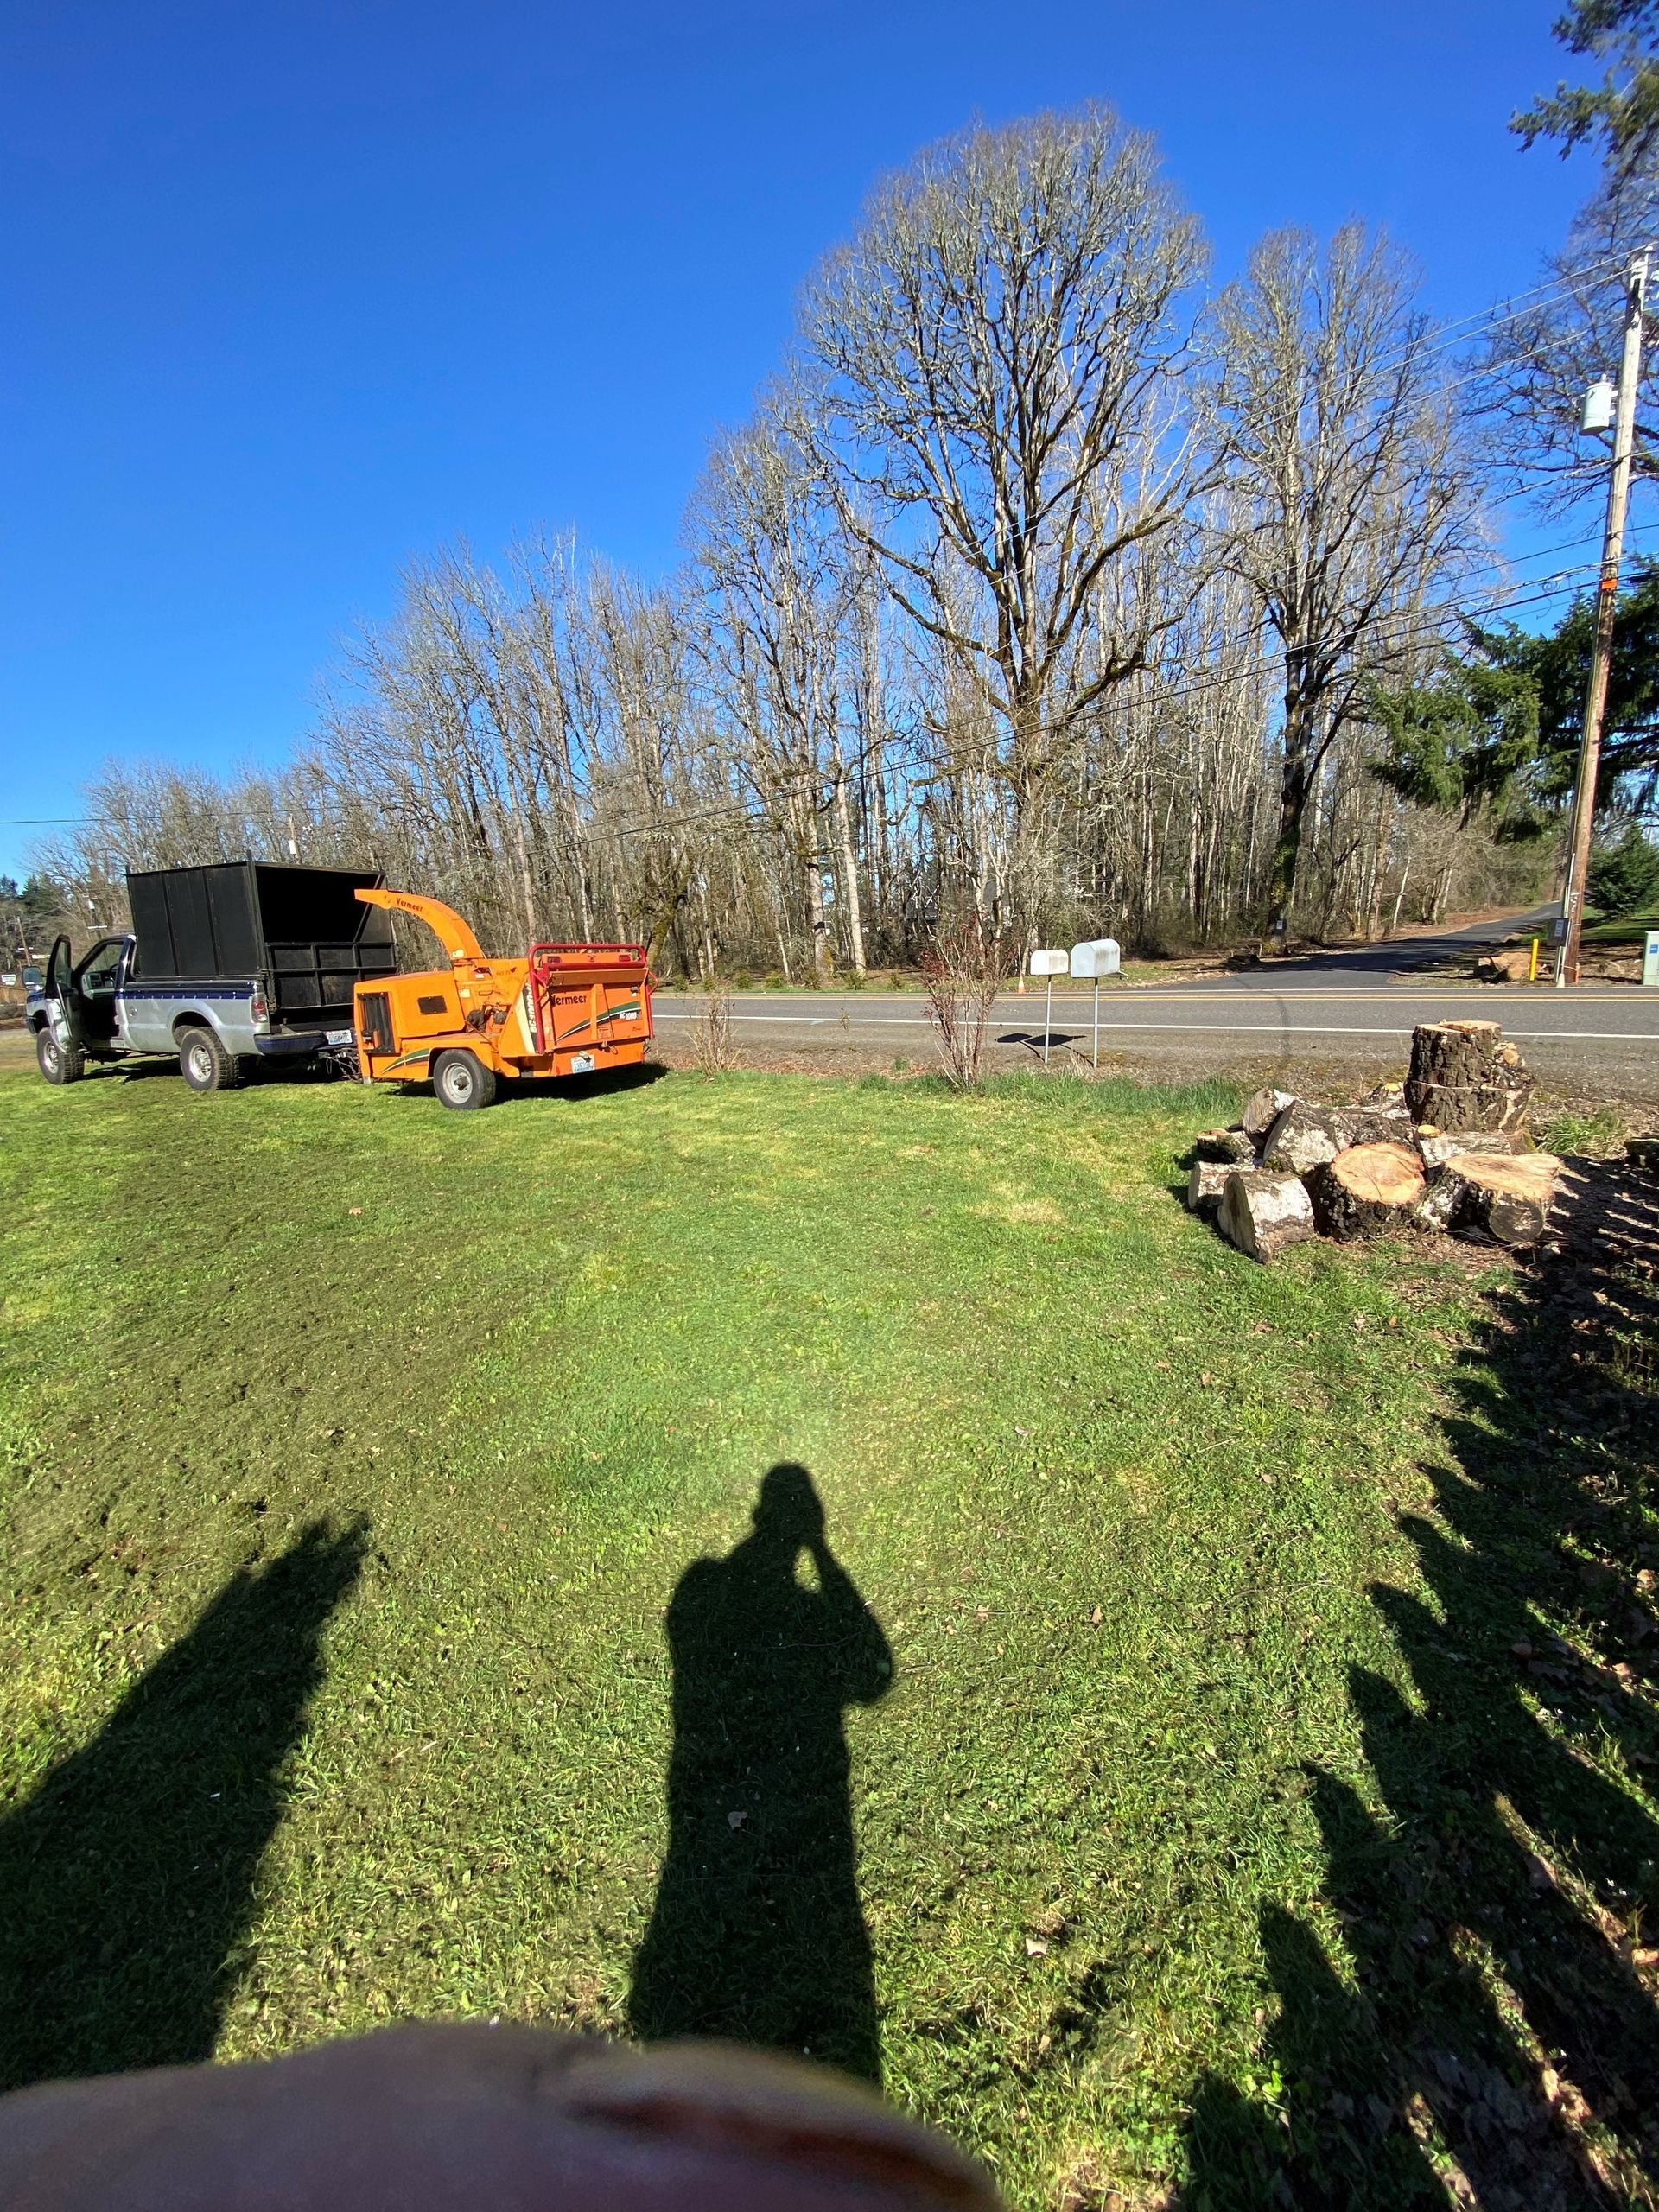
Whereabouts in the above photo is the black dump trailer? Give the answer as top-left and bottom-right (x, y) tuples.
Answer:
(126, 861), (397, 1029)
(29, 861), (400, 1092)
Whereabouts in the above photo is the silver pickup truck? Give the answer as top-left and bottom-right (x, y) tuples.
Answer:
(26, 860), (397, 1093)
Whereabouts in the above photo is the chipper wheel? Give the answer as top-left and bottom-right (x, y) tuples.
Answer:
(432, 1049), (497, 1111)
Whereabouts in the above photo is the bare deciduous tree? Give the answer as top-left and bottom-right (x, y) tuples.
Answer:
(800, 107), (1212, 938)
(1473, 177), (1659, 512)
(1212, 224), (1478, 944)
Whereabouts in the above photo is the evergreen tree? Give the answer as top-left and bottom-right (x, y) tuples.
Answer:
(1514, 1), (1659, 183)
(1587, 817), (1659, 912)
(1372, 560), (1659, 830)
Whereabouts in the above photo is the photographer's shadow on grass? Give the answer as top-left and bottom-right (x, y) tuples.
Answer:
(0, 1517), (365, 2091)
(629, 1463), (893, 2081)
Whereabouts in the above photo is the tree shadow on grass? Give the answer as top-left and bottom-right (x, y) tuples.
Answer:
(0, 1517), (366, 2090)
(1183, 1160), (1659, 2209)
(628, 1463), (892, 2080)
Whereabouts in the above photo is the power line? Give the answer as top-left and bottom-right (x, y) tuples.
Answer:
(1418, 259), (1621, 365)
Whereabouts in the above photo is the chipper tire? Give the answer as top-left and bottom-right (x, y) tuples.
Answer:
(432, 1049), (496, 1111)
(178, 1026), (242, 1094)
(35, 1027), (85, 1085)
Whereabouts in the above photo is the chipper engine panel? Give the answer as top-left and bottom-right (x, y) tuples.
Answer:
(350, 889), (652, 1109)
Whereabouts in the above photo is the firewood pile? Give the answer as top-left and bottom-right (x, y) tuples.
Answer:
(1187, 1020), (1561, 1263)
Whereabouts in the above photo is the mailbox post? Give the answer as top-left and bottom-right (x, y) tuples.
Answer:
(1028, 949), (1069, 1063)
(1069, 939), (1121, 1067)
(1644, 928), (1659, 988)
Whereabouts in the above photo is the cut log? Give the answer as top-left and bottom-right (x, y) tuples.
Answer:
(1405, 1020), (1534, 1133)
(1416, 1128), (1519, 1170)
(1474, 948), (1533, 983)
(1242, 1085), (1297, 1141)
(1313, 1143), (1427, 1240)
(1416, 1150), (1561, 1247)
(1187, 1161), (1231, 1213)
(1217, 1169), (1317, 1262)
(1193, 1126), (1257, 1164)
(1261, 1102), (1414, 1175)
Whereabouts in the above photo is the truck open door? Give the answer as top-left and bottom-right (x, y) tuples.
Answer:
(36, 936), (86, 1084)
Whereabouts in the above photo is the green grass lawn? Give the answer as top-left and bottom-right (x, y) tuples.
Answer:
(1583, 904), (1659, 946)
(2, 1059), (1655, 2208)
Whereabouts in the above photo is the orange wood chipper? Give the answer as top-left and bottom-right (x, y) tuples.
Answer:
(348, 889), (654, 1109)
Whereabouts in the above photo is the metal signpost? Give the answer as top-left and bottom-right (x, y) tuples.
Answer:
(1028, 949), (1069, 1063)
(1069, 938), (1121, 1066)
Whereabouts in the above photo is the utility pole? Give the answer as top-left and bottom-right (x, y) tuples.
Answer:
(1560, 247), (1650, 986)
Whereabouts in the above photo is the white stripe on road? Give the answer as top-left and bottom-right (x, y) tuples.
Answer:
(654, 1011), (1653, 1044)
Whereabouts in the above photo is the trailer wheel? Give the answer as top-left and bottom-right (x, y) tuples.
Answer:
(36, 1027), (86, 1085)
(179, 1026), (241, 1093)
(432, 1050), (496, 1111)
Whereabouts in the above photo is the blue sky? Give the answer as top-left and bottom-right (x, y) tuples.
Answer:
(0, 0), (1601, 878)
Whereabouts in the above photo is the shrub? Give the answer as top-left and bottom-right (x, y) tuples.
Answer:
(691, 984), (740, 1074)
(920, 921), (1009, 1090)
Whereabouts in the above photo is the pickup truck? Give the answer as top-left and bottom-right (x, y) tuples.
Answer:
(26, 860), (397, 1092)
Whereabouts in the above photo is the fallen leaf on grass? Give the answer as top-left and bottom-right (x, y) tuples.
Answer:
(727, 1809), (747, 1830)
(1025, 1936), (1048, 1956)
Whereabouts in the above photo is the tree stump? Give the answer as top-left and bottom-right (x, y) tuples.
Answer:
(1313, 1143), (1427, 1239)
(1242, 1086), (1297, 1141)
(1187, 1161), (1231, 1213)
(1261, 1102), (1412, 1175)
(1416, 1128), (1519, 1170)
(1217, 1169), (1317, 1262)
(1417, 1151), (1561, 1246)
(1405, 1021), (1533, 1133)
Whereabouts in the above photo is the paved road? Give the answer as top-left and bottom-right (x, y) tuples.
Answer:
(656, 910), (1659, 1098)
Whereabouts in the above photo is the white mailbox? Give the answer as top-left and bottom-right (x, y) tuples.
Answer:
(1027, 949), (1069, 976)
(1070, 938), (1121, 1066)
(1069, 938), (1120, 978)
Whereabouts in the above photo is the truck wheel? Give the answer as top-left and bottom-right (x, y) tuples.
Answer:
(178, 1027), (241, 1093)
(432, 1050), (496, 1110)
(36, 1027), (86, 1085)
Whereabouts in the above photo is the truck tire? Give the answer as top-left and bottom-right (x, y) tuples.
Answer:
(432, 1049), (496, 1111)
(178, 1026), (242, 1094)
(36, 1027), (86, 1085)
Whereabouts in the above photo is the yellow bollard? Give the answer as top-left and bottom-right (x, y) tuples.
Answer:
(1529, 937), (1540, 982)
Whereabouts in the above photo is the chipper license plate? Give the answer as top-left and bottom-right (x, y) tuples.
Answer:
(325, 1028), (353, 1046)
